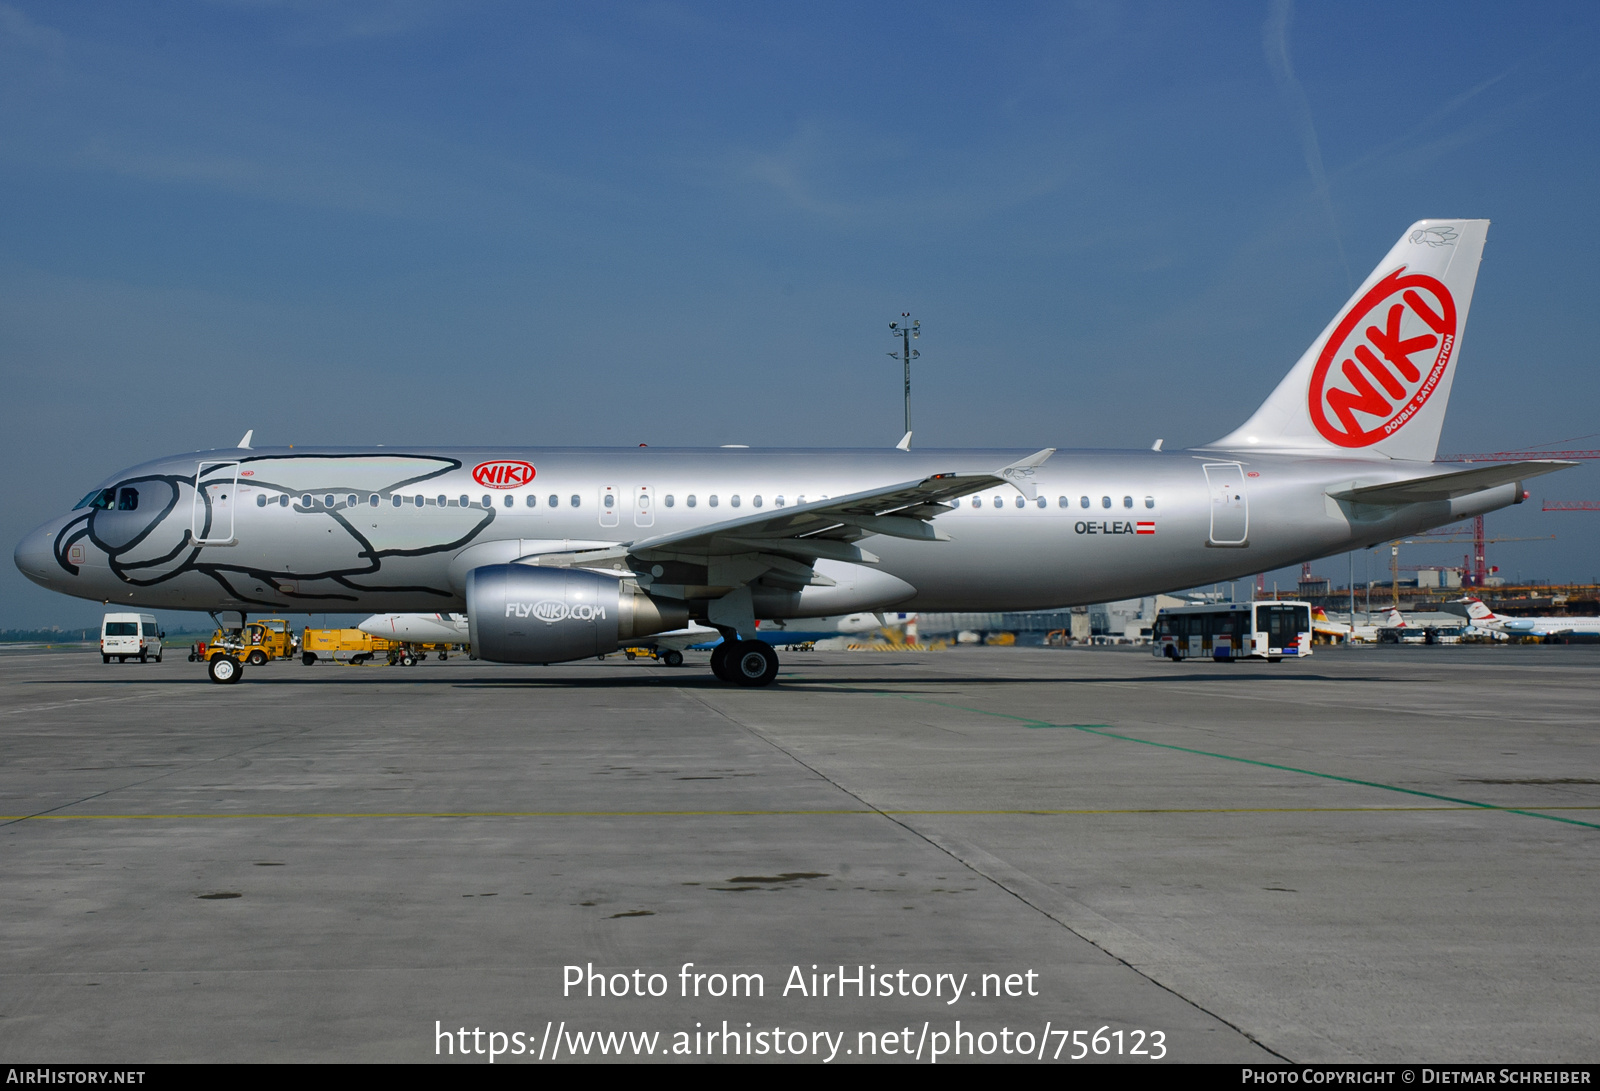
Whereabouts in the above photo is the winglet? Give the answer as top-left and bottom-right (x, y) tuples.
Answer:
(238, 429), (253, 450)
(896, 431), (913, 451)
(997, 448), (1055, 501)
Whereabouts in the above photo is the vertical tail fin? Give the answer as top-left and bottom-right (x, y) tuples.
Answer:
(1208, 219), (1489, 461)
(1460, 597), (1498, 621)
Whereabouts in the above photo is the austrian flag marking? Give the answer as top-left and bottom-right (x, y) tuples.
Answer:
(1307, 267), (1458, 448)
(472, 460), (536, 489)
(1136, 521), (1155, 535)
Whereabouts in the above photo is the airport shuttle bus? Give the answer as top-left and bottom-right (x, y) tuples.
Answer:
(1154, 601), (1312, 662)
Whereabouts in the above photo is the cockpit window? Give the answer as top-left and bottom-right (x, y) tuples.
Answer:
(117, 488), (139, 511)
(74, 488), (117, 511)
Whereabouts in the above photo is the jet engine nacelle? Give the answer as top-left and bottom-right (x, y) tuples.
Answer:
(465, 564), (689, 664)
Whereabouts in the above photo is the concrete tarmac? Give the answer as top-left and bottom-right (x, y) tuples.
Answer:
(1, 644), (1596, 1063)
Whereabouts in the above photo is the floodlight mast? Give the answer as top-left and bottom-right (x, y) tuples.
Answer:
(888, 313), (920, 439)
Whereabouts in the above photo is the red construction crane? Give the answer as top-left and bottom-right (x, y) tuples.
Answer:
(1542, 500), (1600, 512)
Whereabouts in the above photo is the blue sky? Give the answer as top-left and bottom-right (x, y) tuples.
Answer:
(4, 1), (1599, 627)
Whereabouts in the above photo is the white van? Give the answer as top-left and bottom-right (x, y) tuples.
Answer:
(101, 613), (163, 663)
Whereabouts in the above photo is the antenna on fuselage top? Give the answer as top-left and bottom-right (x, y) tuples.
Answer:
(238, 430), (253, 450)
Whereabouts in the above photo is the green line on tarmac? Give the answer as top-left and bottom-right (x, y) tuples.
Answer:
(897, 695), (1600, 832)
(6, 805), (1599, 821)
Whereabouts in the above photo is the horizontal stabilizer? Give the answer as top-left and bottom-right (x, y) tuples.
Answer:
(1327, 461), (1572, 505)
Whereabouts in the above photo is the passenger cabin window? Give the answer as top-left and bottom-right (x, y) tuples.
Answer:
(368, 495), (378, 507)
(665, 495), (675, 507)
(709, 495), (719, 507)
(570, 495), (580, 507)
(1080, 496), (1090, 508)
(416, 495), (426, 507)
(753, 495), (763, 508)
(256, 495), (266, 507)
(392, 495), (402, 507)
(482, 495), (492, 508)
(549, 494), (558, 508)
(774, 496), (785, 507)
(504, 495), (513, 508)
(1101, 496), (1111, 509)
(993, 496), (1003, 509)
(1036, 497), (1046, 508)
(1123, 496), (1133, 508)
(1015, 496), (1025, 509)
(1145, 496), (1155, 508)
(436, 495), (446, 506)
(1058, 496), (1068, 508)
(604, 494), (615, 509)
(687, 495), (697, 508)
(526, 495), (538, 508)
(326, 494), (336, 507)
(302, 494), (313, 507)
(971, 497), (981, 508)
(731, 495), (741, 508)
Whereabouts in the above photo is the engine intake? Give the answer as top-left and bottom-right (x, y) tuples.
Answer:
(465, 564), (688, 664)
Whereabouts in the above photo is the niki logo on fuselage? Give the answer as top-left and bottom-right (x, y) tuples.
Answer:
(505, 601), (607, 622)
(473, 461), (536, 489)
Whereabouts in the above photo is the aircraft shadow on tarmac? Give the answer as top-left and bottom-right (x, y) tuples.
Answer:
(25, 669), (1393, 689)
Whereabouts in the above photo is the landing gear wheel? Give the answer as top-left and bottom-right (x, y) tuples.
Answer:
(710, 642), (732, 681)
(208, 656), (243, 684)
(663, 649), (683, 667)
(246, 650), (268, 666)
(302, 652), (317, 665)
(730, 640), (779, 687)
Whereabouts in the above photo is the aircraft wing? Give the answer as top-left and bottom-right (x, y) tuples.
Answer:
(515, 449), (1054, 571)
(1328, 461), (1572, 505)
(506, 449), (1054, 635)
(630, 447), (1056, 563)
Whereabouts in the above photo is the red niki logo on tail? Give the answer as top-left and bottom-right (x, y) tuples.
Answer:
(472, 460), (536, 489)
(1308, 268), (1458, 448)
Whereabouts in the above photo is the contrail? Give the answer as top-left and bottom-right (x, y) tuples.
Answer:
(1263, 0), (1352, 288)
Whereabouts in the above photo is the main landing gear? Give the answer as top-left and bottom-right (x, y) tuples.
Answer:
(710, 639), (779, 687)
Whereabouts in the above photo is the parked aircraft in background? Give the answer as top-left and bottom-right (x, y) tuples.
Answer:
(1459, 598), (1600, 638)
(358, 612), (469, 645)
(1311, 606), (1401, 642)
(16, 220), (1574, 685)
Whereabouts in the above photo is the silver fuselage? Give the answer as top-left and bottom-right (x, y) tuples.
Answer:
(15, 445), (1522, 617)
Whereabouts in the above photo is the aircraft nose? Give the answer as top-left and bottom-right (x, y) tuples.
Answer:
(14, 523), (59, 588)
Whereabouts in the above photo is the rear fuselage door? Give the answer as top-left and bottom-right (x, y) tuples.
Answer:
(1203, 462), (1248, 546)
(192, 461), (240, 544)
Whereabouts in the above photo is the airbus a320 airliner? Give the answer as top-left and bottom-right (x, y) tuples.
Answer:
(15, 220), (1571, 685)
